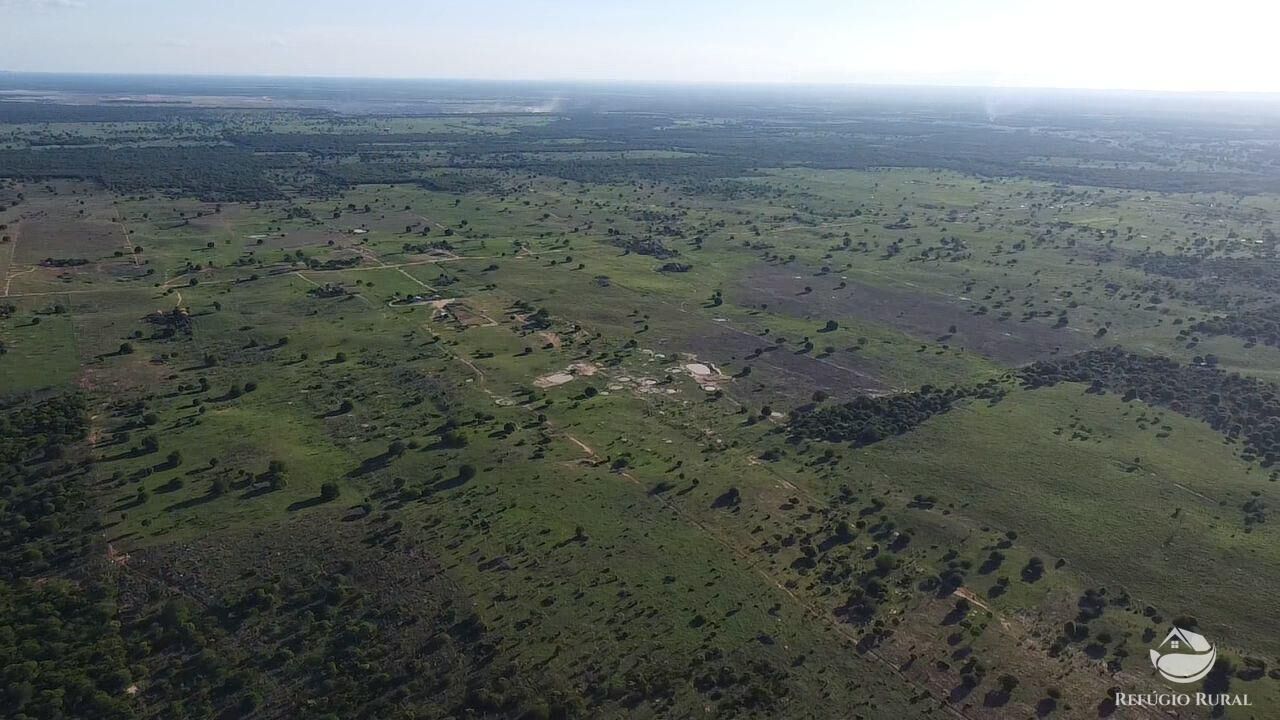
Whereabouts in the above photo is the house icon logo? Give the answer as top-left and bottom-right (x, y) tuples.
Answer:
(1149, 627), (1217, 684)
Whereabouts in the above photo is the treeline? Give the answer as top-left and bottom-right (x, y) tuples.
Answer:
(1131, 252), (1280, 294)
(320, 163), (505, 193)
(1191, 305), (1280, 347)
(227, 131), (466, 153)
(327, 154), (754, 185)
(219, 109), (1267, 191)
(10, 104), (1271, 199)
(508, 113), (1277, 193)
(227, 130), (660, 157)
(1019, 348), (1280, 466)
(1128, 252), (1204, 279)
(0, 101), (211, 124)
(455, 156), (758, 184)
(0, 147), (284, 201)
(788, 382), (1006, 446)
(612, 236), (678, 259)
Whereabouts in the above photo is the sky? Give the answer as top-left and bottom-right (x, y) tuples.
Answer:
(1, 0), (1278, 93)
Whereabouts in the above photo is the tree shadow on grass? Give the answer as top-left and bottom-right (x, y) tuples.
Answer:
(428, 471), (474, 494)
(948, 680), (977, 704)
(99, 446), (154, 463)
(238, 484), (278, 501)
(348, 450), (398, 478)
(110, 495), (147, 513)
(163, 492), (220, 512)
(983, 689), (1012, 708)
(288, 494), (339, 512)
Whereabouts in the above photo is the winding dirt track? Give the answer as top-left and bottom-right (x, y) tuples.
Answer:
(2, 220), (22, 297)
(114, 214), (141, 267)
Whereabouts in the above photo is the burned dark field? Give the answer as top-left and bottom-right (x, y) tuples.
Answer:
(3, 77), (1280, 719)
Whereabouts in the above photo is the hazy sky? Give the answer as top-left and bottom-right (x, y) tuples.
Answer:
(2, 0), (1276, 92)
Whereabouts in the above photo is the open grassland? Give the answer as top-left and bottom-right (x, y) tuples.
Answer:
(860, 384), (1280, 653)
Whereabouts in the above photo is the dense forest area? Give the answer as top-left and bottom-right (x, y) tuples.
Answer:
(0, 147), (285, 201)
(789, 385), (986, 446)
(0, 393), (91, 577)
(6, 98), (1280, 194)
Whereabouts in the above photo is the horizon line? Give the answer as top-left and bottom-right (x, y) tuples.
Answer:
(4, 69), (1280, 100)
